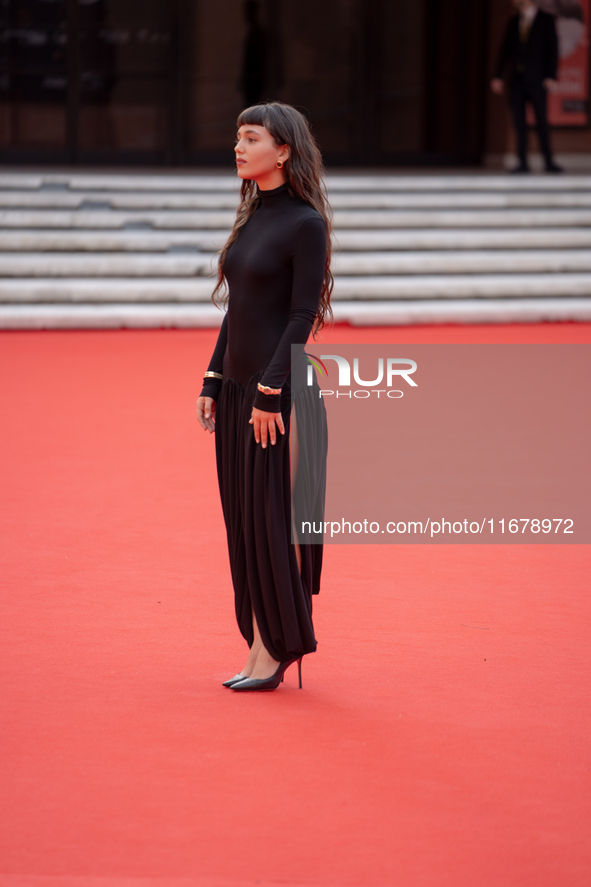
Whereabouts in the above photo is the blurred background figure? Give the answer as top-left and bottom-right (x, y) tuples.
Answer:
(240, 0), (268, 107)
(491, 0), (562, 173)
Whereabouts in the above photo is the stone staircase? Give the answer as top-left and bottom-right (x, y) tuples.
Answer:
(1, 170), (591, 328)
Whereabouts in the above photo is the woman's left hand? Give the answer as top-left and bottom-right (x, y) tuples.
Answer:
(249, 407), (285, 448)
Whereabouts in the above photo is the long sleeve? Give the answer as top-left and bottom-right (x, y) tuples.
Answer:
(252, 215), (327, 413)
(544, 16), (558, 80)
(199, 312), (228, 401)
(494, 18), (514, 79)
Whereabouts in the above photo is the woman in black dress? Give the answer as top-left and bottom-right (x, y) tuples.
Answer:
(196, 102), (332, 692)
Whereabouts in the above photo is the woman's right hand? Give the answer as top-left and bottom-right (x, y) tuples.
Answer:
(197, 396), (216, 433)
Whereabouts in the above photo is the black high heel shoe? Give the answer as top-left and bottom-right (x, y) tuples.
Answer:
(231, 657), (303, 691)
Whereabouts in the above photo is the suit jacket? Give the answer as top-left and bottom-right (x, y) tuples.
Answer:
(494, 10), (559, 86)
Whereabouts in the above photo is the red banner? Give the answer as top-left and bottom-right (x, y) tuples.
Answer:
(530, 0), (590, 126)
(551, 0), (589, 125)
(527, 0), (591, 126)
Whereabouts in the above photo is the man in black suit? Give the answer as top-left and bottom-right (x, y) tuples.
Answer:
(491, 0), (562, 172)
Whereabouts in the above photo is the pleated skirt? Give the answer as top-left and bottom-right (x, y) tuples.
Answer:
(214, 370), (327, 663)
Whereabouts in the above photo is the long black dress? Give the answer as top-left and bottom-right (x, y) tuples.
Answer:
(200, 182), (328, 663)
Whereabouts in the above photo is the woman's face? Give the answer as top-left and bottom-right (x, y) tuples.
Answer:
(235, 124), (289, 182)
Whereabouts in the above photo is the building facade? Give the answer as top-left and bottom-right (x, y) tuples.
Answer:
(0, 0), (589, 167)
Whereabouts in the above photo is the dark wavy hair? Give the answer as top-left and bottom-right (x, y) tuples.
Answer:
(212, 102), (333, 331)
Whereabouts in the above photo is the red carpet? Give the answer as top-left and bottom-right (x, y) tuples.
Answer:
(1, 323), (590, 887)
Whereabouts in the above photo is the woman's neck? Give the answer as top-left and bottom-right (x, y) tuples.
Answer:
(250, 169), (287, 192)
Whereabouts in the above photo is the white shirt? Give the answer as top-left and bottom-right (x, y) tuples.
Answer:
(519, 5), (538, 40)
(520, 6), (538, 27)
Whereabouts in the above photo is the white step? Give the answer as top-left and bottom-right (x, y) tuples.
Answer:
(328, 174), (591, 192)
(2, 250), (590, 277)
(2, 297), (591, 330)
(332, 273), (591, 299)
(0, 278), (215, 303)
(2, 273), (591, 303)
(332, 192), (591, 208)
(0, 174), (241, 192)
(0, 192), (240, 210)
(0, 303), (226, 328)
(2, 171), (591, 192)
(0, 210), (236, 229)
(334, 228), (591, 250)
(333, 298), (591, 325)
(3, 190), (591, 210)
(334, 209), (591, 228)
(0, 229), (229, 252)
(333, 250), (591, 275)
(1, 208), (590, 230)
(0, 252), (218, 277)
(0, 171), (589, 328)
(0, 227), (589, 253)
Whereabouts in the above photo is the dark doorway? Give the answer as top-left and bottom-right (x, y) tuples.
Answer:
(0, 0), (189, 163)
(0, 0), (488, 166)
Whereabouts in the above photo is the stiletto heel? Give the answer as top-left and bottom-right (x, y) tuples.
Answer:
(231, 656), (303, 691)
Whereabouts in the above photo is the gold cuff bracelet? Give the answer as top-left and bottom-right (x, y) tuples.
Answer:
(257, 383), (282, 396)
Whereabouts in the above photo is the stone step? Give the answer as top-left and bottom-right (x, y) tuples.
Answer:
(335, 250), (591, 275)
(2, 297), (590, 330)
(2, 273), (590, 303)
(2, 250), (590, 277)
(333, 209), (591, 228)
(333, 273), (591, 299)
(0, 229), (230, 252)
(0, 252), (219, 277)
(0, 193), (239, 210)
(0, 278), (215, 303)
(3, 190), (591, 210)
(0, 210), (236, 230)
(333, 298), (591, 325)
(0, 227), (589, 253)
(2, 172), (591, 192)
(0, 302), (226, 328)
(1, 208), (590, 230)
(0, 171), (588, 329)
(0, 174), (240, 192)
(334, 228), (591, 250)
(328, 175), (591, 192)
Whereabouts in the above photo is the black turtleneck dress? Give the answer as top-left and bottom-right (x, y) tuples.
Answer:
(199, 183), (328, 663)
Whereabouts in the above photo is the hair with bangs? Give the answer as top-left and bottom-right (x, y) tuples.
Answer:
(212, 102), (333, 331)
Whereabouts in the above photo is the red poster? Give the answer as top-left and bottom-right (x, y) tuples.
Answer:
(527, 0), (589, 126)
